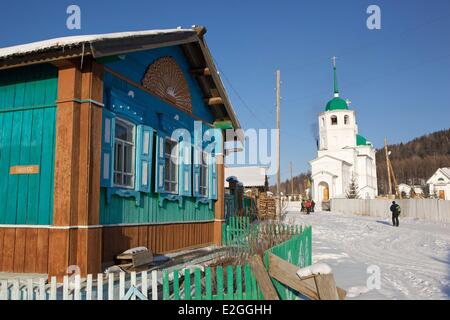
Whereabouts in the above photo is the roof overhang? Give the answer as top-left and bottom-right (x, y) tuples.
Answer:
(0, 27), (241, 132)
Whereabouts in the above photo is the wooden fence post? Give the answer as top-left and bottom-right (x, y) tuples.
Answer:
(249, 255), (279, 300)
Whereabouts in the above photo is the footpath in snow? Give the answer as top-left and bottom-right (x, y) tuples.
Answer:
(283, 202), (450, 300)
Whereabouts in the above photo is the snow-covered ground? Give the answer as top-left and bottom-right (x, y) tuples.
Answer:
(284, 202), (450, 300)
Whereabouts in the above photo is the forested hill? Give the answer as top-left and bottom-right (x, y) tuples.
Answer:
(376, 128), (450, 194)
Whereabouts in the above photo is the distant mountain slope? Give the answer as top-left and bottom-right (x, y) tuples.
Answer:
(376, 128), (450, 194)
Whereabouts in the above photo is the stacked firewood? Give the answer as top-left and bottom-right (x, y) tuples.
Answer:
(258, 193), (276, 220)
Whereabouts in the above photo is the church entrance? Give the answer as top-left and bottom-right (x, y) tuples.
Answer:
(318, 182), (330, 202)
(439, 190), (445, 200)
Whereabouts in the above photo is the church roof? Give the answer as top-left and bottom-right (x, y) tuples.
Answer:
(326, 97), (348, 111)
(325, 57), (349, 111)
(309, 154), (352, 166)
(356, 134), (372, 146)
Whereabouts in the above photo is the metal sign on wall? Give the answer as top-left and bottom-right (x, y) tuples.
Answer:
(10, 165), (40, 175)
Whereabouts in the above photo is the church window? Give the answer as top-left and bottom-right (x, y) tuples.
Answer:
(344, 115), (349, 125)
(331, 115), (338, 125)
(321, 117), (325, 127)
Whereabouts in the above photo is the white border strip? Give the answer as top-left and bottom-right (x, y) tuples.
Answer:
(0, 219), (215, 230)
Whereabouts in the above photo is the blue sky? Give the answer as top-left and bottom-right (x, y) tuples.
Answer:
(1, 0), (449, 181)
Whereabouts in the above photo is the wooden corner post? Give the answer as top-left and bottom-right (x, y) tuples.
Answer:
(213, 130), (225, 245)
(49, 57), (104, 278)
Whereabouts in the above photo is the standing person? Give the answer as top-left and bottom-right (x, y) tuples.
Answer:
(390, 201), (400, 227)
(305, 200), (312, 215)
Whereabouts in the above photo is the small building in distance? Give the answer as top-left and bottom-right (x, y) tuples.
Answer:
(427, 168), (450, 200)
(398, 183), (424, 198)
(224, 166), (268, 193)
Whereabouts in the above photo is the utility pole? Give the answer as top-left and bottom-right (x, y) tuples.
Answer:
(290, 161), (294, 195)
(276, 70), (281, 217)
(384, 137), (392, 197)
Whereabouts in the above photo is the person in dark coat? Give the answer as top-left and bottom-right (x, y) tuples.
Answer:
(390, 201), (399, 227)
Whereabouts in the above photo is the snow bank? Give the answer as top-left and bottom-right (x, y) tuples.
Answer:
(122, 246), (149, 255)
(296, 263), (333, 278)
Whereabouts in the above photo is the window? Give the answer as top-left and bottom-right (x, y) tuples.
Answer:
(344, 115), (349, 125)
(321, 117), (325, 127)
(114, 118), (135, 188)
(164, 139), (179, 194)
(331, 115), (338, 125)
(199, 151), (209, 197)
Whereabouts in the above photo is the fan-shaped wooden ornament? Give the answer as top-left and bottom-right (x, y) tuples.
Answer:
(142, 56), (192, 113)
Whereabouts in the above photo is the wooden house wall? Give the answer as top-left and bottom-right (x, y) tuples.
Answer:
(99, 45), (216, 225)
(0, 64), (57, 225)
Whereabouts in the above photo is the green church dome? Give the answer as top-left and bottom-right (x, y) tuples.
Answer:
(326, 97), (348, 111)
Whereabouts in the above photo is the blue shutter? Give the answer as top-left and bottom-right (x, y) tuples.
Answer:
(178, 138), (192, 196)
(208, 153), (218, 200)
(155, 133), (166, 193)
(135, 125), (153, 193)
(193, 123), (202, 198)
(101, 109), (115, 187)
(192, 145), (201, 197)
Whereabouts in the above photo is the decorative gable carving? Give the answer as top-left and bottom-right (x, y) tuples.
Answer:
(141, 56), (192, 113)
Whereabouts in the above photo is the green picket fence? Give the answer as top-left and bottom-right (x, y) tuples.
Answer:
(263, 225), (312, 300)
(161, 264), (263, 300)
(160, 224), (312, 300)
(222, 216), (304, 247)
(222, 216), (251, 246)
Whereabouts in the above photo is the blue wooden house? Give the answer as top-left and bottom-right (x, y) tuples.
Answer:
(0, 27), (240, 276)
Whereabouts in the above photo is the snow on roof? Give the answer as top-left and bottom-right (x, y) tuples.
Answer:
(0, 29), (195, 59)
(440, 167), (450, 179)
(224, 166), (267, 187)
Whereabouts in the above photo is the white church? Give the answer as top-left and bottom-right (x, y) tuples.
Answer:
(310, 58), (378, 204)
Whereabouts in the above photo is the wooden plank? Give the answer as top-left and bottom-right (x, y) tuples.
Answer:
(38, 108), (56, 225)
(267, 253), (319, 300)
(5, 112), (23, 224)
(48, 229), (69, 278)
(236, 265), (243, 300)
(162, 269), (169, 300)
(142, 271), (148, 299)
(226, 265), (234, 300)
(1, 229), (15, 272)
(87, 274), (93, 300)
(35, 228), (49, 273)
(190, 68), (211, 76)
(151, 270), (158, 300)
(24, 228), (38, 273)
(14, 228), (27, 272)
(194, 268), (201, 300)
(337, 287), (347, 300)
(108, 273), (114, 300)
(184, 269), (191, 300)
(314, 274), (339, 300)
(0, 229), (4, 268)
(205, 267), (212, 300)
(97, 274), (103, 300)
(173, 269), (180, 300)
(204, 97), (223, 106)
(216, 266), (224, 300)
(249, 255), (279, 300)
